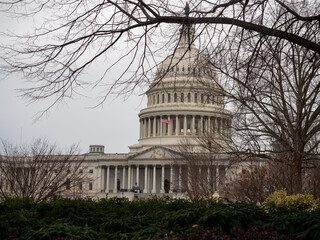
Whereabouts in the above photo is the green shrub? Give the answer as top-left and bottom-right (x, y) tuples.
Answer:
(263, 189), (317, 213)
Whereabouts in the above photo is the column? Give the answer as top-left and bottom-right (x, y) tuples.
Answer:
(169, 165), (173, 193)
(176, 115), (180, 135)
(204, 117), (207, 133)
(148, 117), (151, 137)
(215, 117), (219, 137)
(160, 116), (163, 137)
(168, 115), (171, 136)
(105, 166), (110, 193)
(96, 166), (102, 192)
(140, 119), (143, 139)
(183, 115), (187, 135)
(144, 165), (148, 193)
(153, 117), (156, 136)
(128, 165), (131, 190)
(136, 165), (140, 186)
(192, 115), (195, 134)
(152, 165), (157, 193)
(175, 115), (179, 136)
(160, 165), (165, 193)
(157, 118), (160, 136)
(145, 118), (148, 138)
(114, 166), (118, 193)
(122, 166), (126, 190)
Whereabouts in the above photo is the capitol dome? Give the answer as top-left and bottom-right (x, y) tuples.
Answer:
(129, 25), (232, 152)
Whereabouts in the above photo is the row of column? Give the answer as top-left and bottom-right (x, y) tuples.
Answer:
(98, 164), (225, 194)
(139, 115), (231, 139)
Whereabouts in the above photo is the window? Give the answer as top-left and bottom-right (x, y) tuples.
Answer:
(181, 93), (184, 102)
(182, 67), (185, 72)
(207, 95), (210, 104)
(157, 94), (159, 104)
(89, 169), (93, 173)
(171, 67), (174, 72)
(162, 94), (165, 103)
(89, 182), (93, 190)
(187, 93), (191, 102)
(79, 182), (83, 190)
(153, 95), (155, 104)
(177, 67), (179, 72)
(168, 93), (171, 103)
(201, 94), (204, 103)
(212, 95), (215, 104)
(66, 179), (70, 190)
(174, 93), (177, 102)
(194, 93), (197, 103)
(79, 169), (83, 174)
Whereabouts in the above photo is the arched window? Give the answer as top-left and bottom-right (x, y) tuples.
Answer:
(181, 93), (184, 102)
(194, 93), (197, 103)
(168, 93), (171, 103)
(157, 94), (159, 104)
(212, 95), (215, 104)
(182, 66), (185, 72)
(174, 93), (177, 102)
(162, 94), (165, 103)
(187, 93), (191, 102)
(201, 94), (204, 103)
(207, 95), (210, 104)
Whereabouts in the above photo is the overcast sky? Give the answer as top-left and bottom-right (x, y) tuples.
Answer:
(0, 11), (147, 154)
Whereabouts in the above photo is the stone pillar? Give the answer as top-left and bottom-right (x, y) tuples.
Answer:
(183, 115), (187, 136)
(145, 118), (148, 138)
(161, 165), (165, 193)
(144, 165), (148, 193)
(153, 117), (156, 136)
(128, 165), (131, 191)
(148, 117), (151, 137)
(169, 165), (173, 193)
(215, 117), (219, 137)
(152, 165), (157, 193)
(192, 115), (195, 134)
(175, 115), (179, 136)
(105, 166), (110, 193)
(114, 166), (118, 193)
(204, 117), (207, 133)
(168, 115), (171, 136)
(96, 166), (102, 192)
(136, 165), (140, 186)
(122, 166), (126, 190)
(140, 119), (143, 139)
(160, 116), (163, 137)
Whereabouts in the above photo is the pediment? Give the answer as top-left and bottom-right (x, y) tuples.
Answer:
(128, 146), (181, 160)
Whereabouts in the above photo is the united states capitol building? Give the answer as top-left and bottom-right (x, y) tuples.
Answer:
(75, 26), (233, 200)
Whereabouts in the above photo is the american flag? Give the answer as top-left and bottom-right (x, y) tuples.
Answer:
(161, 116), (170, 124)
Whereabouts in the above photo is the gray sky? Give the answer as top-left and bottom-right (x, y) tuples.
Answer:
(0, 11), (147, 154)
